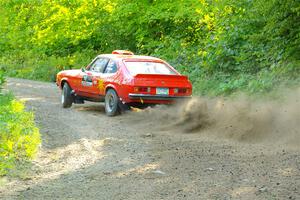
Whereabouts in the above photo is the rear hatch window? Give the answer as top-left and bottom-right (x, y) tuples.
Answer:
(125, 61), (177, 76)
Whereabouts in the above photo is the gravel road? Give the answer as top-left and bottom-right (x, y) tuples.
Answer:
(0, 78), (299, 200)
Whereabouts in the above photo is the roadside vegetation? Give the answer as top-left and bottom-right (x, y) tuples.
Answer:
(0, 72), (40, 177)
(0, 0), (299, 95)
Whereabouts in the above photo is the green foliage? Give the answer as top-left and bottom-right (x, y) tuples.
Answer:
(0, 73), (40, 176)
(0, 0), (299, 94)
(0, 94), (41, 176)
(2, 50), (94, 81)
(0, 70), (5, 91)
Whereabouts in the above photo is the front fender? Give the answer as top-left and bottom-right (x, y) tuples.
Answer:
(58, 77), (69, 89)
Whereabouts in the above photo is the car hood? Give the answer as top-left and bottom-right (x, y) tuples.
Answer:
(58, 69), (81, 76)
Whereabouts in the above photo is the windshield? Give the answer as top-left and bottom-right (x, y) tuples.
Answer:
(125, 61), (177, 76)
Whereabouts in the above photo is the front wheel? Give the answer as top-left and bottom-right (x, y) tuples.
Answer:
(61, 83), (73, 108)
(105, 89), (120, 116)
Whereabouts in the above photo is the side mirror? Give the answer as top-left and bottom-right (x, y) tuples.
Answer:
(81, 67), (86, 72)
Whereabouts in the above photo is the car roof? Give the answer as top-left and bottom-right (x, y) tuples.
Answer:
(97, 54), (163, 62)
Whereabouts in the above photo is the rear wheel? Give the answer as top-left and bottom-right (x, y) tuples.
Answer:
(105, 89), (120, 116)
(61, 83), (73, 108)
(118, 102), (130, 113)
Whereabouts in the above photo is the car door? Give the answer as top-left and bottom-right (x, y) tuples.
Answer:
(90, 59), (119, 97)
(80, 57), (109, 97)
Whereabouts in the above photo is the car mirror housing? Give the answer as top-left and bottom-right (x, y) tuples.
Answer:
(81, 67), (86, 72)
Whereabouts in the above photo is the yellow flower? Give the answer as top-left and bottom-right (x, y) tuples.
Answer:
(11, 100), (24, 113)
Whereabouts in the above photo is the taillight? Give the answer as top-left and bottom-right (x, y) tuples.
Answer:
(174, 88), (187, 94)
(180, 88), (187, 93)
(134, 87), (151, 93)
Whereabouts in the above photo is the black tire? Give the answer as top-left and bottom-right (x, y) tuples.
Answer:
(61, 83), (73, 108)
(105, 89), (120, 116)
(118, 102), (131, 113)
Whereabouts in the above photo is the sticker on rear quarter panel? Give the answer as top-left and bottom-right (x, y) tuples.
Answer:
(97, 79), (105, 92)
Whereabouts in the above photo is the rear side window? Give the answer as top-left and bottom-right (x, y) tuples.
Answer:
(104, 60), (118, 73)
(125, 61), (176, 76)
(90, 58), (109, 73)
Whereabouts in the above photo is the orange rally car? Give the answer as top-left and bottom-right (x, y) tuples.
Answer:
(56, 50), (192, 116)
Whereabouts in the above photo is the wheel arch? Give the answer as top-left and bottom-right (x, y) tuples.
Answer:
(60, 78), (70, 89)
(105, 84), (118, 94)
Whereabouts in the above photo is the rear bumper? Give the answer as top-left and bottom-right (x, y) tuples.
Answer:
(128, 93), (191, 100)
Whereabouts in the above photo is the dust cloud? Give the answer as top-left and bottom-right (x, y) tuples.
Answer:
(130, 88), (300, 148)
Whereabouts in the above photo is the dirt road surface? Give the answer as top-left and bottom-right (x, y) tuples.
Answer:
(1, 78), (299, 200)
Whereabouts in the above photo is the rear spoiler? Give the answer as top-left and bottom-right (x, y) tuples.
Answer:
(134, 74), (188, 80)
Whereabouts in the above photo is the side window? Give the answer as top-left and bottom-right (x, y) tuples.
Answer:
(104, 60), (118, 74)
(90, 58), (109, 73)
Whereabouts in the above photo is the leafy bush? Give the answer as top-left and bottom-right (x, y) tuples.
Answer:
(0, 70), (40, 176)
(0, 94), (41, 176)
(2, 50), (94, 82)
(0, 70), (5, 91)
